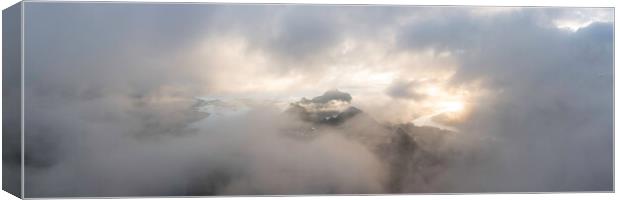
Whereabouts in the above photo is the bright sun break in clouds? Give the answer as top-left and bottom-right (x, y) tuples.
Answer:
(16, 3), (612, 197)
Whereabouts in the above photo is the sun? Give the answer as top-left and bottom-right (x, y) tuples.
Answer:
(440, 101), (466, 113)
(415, 81), (475, 119)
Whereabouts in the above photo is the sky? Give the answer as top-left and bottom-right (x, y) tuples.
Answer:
(16, 2), (613, 197)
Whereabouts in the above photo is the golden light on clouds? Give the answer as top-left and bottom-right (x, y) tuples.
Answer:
(419, 82), (471, 112)
(187, 28), (479, 131)
(19, 4), (613, 195)
(440, 101), (465, 113)
(407, 78), (480, 131)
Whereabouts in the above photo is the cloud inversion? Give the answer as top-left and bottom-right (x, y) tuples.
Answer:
(17, 3), (613, 197)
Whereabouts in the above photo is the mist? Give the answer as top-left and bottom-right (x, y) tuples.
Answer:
(16, 3), (613, 197)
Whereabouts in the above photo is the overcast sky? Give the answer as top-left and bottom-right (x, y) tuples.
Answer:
(20, 3), (613, 197)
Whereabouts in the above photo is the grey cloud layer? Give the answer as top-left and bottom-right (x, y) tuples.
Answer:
(397, 8), (612, 191)
(20, 3), (613, 196)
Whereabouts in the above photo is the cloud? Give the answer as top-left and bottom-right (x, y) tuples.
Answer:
(396, 8), (613, 191)
(386, 79), (430, 100)
(17, 3), (613, 197)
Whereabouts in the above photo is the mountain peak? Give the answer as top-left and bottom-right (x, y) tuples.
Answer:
(286, 90), (360, 125)
(310, 89), (352, 104)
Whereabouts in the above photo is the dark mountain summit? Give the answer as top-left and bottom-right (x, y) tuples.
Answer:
(310, 89), (352, 104)
(285, 90), (361, 126)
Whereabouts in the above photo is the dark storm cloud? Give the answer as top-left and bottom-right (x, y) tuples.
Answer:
(19, 2), (613, 197)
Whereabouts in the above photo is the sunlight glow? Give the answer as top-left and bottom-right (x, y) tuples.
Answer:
(441, 101), (465, 113)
